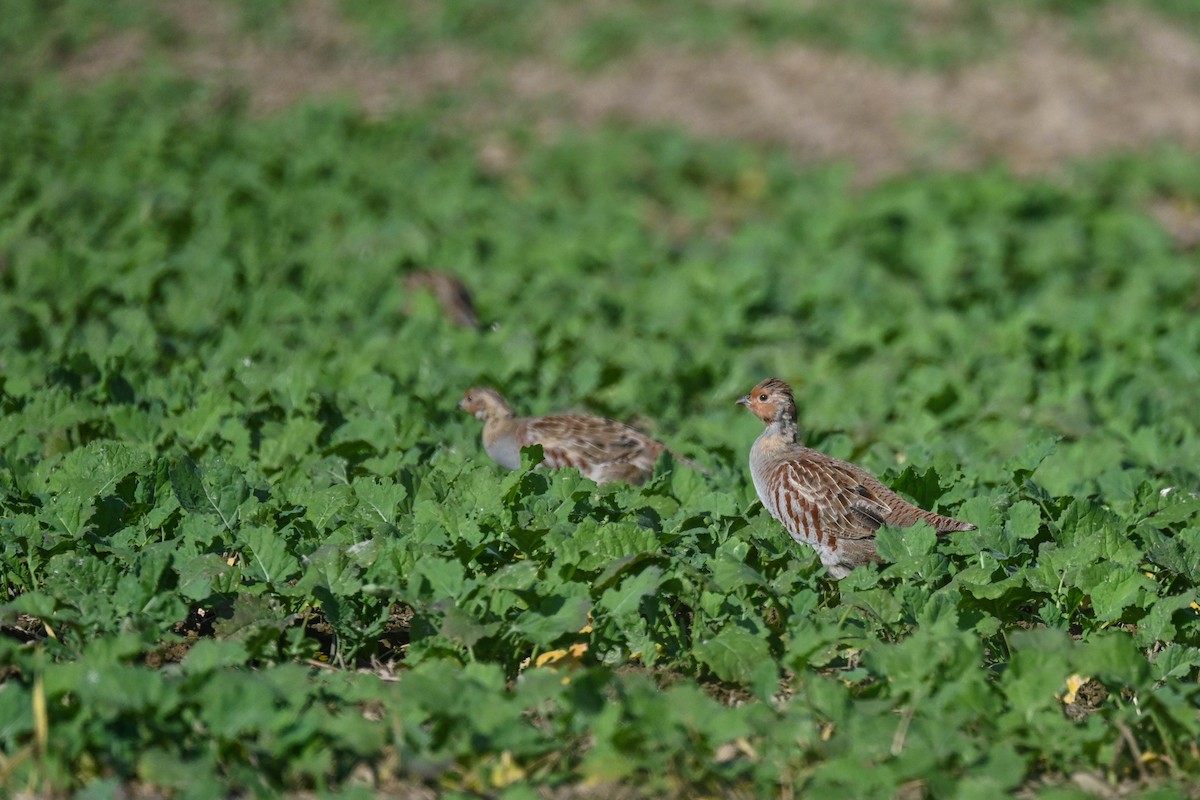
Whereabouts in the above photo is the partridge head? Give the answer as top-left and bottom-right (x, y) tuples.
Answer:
(738, 377), (975, 579)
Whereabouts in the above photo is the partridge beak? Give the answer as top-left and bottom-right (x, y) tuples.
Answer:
(736, 395), (750, 407)
(456, 397), (468, 411)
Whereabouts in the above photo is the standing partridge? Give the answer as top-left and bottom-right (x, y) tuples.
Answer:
(738, 377), (975, 578)
(459, 387), (706, 485)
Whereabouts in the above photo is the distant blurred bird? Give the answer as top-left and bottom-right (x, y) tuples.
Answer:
(404, 270), (479, 329)
(738, 377), (975, 578)
(459, 387), (707, 485)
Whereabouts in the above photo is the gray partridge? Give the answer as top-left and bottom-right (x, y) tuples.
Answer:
(459, 387), (705, 485)
(738, 377), (975, 578)
(405, 270), (479, 329)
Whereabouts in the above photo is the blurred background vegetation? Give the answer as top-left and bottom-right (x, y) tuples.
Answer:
(8, 0), (1200, 184)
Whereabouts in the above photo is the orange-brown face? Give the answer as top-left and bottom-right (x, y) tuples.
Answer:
(736, 378), (797, 424)
(458, 387), (511, 421)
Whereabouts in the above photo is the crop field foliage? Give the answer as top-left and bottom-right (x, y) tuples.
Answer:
(3, 4), (1200, 800)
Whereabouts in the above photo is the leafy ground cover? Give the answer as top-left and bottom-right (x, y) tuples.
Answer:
(339, 0), (1200, 70)
(20, 1), (1200, 189)
(16, 0), (1190, 71)
(3, 8), (1200, 797)
(15, 0), (1200, 80)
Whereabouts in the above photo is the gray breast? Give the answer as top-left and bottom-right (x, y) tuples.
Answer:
(485, 436), (523, 470)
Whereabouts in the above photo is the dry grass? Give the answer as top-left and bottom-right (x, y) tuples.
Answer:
(54, 1), (1200, 185)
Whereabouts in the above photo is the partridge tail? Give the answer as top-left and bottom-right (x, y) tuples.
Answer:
(925, 510), (976, 534)
(666, 450), (712, 478)
(885, 499), (976, 533)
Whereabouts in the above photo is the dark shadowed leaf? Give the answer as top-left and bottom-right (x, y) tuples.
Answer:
(599, 566), (661, 616)
(170, 456), (250, 531)
(513, 591), (592, 647)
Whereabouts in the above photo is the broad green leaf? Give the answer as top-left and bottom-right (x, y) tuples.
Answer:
(176, 514), (228, 552)
(1025, 542), (1093, 594)
(137, 749), (222, 796)
(1076, 631), (1149, 684)
(171, 391), (231, 447)
(73, 662), (177, 714)
(1004, 500), (1042, 540)
(876, 521), (946, 580)
(592, 552), (654, 590)
(259, 416), (323, 469)
(875, 521), (936, 561)
(302, 485), (354, 530)
(42, 441), (152, 536)
(3, 590), (58, 620)
(1145, 494), (1200, 527)
(352, 476), (407, 525)
(170, 456), (250, 531)
(710, 556), (768, 593)
(1146, 526), (1200, 576)
(212, 593), (290, 644)
(599, 566), (661, 617)
(1079, 565), (1155, 622)
(886, 465), (947, 510)
(1001, 627), (1072, 718)
(557, 520), (659, 570)
(240, 525), (300, 586)
(694, 625), (771, 685)
(414, 557), (466, 601)
(181, 639), (250, 674)
(43, 487), (93, 537)
(440, 605), (499, 648)
(46, 440), (151, 499)
(1005, 436), (1058, 479)
(841, 586), (904, 626)
(196, 671), (285, 738)
(513, 590), (592, 647)
(1135, 594), (1195, 646)
(297, 543), (363, 597)
(954, 565), (1023, 600)
(1150, 645), (1200, 682)
(486, 561), (540, 592)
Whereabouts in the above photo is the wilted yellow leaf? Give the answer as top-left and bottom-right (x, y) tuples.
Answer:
(1062, 673), (1087, 704)
(490, 751), (526, 788)
(535, 642), (588, 668)
(536, 648), (569, 667)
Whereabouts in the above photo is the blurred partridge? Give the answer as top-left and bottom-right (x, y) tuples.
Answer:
(459, 387), (705, 485)
(738, 378), (975, 578)
(405, 270), (479, 329)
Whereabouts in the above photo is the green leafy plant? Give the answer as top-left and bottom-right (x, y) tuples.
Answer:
(1, 39), (1199, 797)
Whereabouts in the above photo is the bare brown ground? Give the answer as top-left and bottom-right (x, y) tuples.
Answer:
(60, 1), (1200, 185)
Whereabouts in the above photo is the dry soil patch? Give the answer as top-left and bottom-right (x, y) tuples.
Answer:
(59, 1), (1200, 184)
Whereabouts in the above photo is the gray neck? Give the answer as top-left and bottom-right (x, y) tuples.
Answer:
(769, 411), (801, 444)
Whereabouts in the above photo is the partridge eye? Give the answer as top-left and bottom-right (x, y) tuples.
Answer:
(758, 393), (769, 402)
